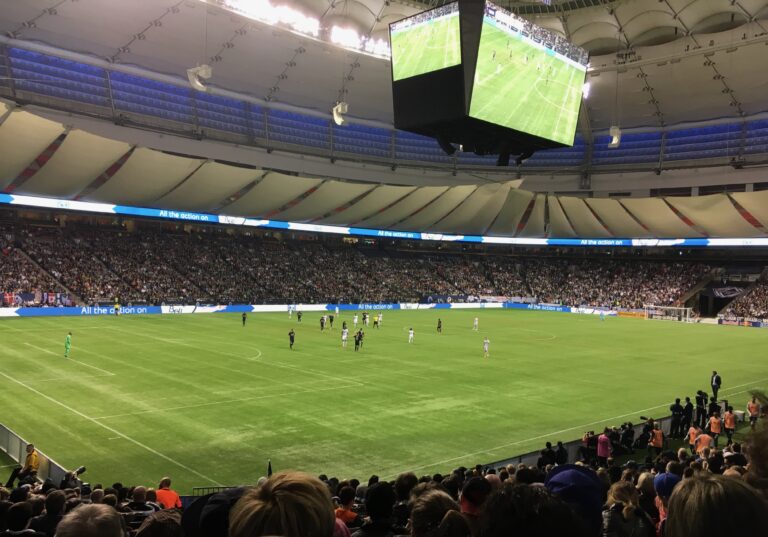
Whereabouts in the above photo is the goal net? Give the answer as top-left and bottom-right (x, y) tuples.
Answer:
(643, 305), (693, 323)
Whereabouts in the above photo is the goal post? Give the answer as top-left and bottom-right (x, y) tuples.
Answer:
(643, 305), (693, 323)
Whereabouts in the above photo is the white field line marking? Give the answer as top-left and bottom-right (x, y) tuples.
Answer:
(0, 325), (105, 333)
(104, 325), (364, 387)
(26, 374), (113, 383)
(91, 383), (362, 420)
(381, 379), (768, 479)
(24, 343), (116, 376)
(0, 369), (223, 486)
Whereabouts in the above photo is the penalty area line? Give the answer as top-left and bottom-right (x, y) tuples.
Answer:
(0, 369), (224, 487)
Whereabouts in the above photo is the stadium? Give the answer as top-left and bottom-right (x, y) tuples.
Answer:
(0, 0), (767, 535)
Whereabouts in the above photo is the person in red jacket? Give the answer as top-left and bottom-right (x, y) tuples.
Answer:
(155, 477), (182, 509)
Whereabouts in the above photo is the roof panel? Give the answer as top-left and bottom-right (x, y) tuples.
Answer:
(487, 189), (535, 236)
(155, 162), (262, 212)
(548, 196), (577, 238)
(18, 130), (131, 198)
(620, 197), (703, 237)
(519, 194), (546, 237)
(431, 183), (511, 235)
(396, 185), (477, 231)
(318, 184), (417, 225)
(358, 186), (450, 228)
(0, 111), (65, 190)
(222, 172), (322, 217)
(584, 198), (649, 237)
(272, 181), (374, 222)
(85, 148), (203, 205)
(558, 196), (612, 237)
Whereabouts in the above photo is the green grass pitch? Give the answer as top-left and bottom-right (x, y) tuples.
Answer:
(469, 22), (585, 145)
(391, 15), (461, 81)
(1, 310), (766, 492)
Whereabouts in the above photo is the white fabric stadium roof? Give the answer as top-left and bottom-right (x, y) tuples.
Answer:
(0, 0), (767, 131)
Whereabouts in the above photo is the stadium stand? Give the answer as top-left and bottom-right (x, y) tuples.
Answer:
(0, 223), (712, 309)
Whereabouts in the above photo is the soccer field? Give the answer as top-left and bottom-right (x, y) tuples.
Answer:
(1, 310), (765, 492)
(390, 15), (461, 81)
(470, 22), (585, 145)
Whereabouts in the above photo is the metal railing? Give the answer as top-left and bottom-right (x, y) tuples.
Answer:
(0, 423), (69, 486)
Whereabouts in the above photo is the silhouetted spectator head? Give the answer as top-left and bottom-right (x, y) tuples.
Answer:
(55, 504), (125, 537)
(229, 471), (334, 537)
(102, 494), (118, 507)
(666, 473), (768, 537)
(460, 477), (492, 516)
(654, 473), (681, 503)
(395, 473), (418, 502)
(410, 489), (468, 537)
(479, 483), (589, 537)
(544, 464), (603, 536)
(45, 489), (67, 516)
(6, 501), (33, 532)
(338, 486), (355, 508)
(136, 509), (184, 537)
(365, 481), (396, 520)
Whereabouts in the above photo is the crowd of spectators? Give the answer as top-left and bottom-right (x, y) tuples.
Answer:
(0, 224), (713, 309)
(1, 394), (765, 536)
(725, 274), (768, 320)
(0, 228), (64, 305)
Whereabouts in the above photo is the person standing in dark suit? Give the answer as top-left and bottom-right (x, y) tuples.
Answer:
(682, 396), (694, 432)
(669, 398), (684, 439)
(711, 371), (722, 401)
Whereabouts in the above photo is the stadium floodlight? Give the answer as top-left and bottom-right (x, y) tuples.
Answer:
(331, 26), (362, 49)
(608, 126), (621, 148)
(187, 64), (212, 92)
(332, 101), (348, 126)
(582, 81), (591, 99)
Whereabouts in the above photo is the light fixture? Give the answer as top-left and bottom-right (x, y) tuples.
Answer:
(332, 101), (348, 126)
(608, 126), (621, 148)
(187, 64), (212, 92)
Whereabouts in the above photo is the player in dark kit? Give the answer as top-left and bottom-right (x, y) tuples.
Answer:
(320, 316), (325, 331)
(288, 329), (295, 350)
(242, 312), (247, 327)
(342, 320), (347, 330)
(354, 331), (360, 352)
(297, 311), (302, 322)
(358, 329), (364, 349)
(437, 318), (442, 333)
(329, 314), (334, 329)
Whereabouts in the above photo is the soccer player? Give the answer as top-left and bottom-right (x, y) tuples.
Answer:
(599, 310), (605, 321)
(114, 302), (120, 316)
(708, 411), (723, 447)
(341, 327), (349, 348)
(473, 317), (479, 331)
(288, 329), (295, 350)
(408, 328), (414, 343)
(491, 50), (496, 61)
(377, 312), (382, 326)
(335, 305), (340, 317)
(297, 310), (302, 323)
(358, 330), (365, 349)
(483, 337), (490, 358)
(288, 304), (293, 319)
(342, 320), (347, 330)
(64, 332), (72, 358)
(364, 312), (369, 326)
(354, 330), (361, 352)
(748, 396), (760, 430)
(242, 312), (247, 327)
(373, 317), (379, 329)
(329, 314), (334, 329)
(320, 316), (326, 332)
(353, 314), (358, 328)
(437, 318), (442, 333)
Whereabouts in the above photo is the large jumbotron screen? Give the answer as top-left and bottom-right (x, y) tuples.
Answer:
(390, 3), (462, 82)
(468, 2), (588, 145)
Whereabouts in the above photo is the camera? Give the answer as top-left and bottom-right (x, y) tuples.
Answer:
(74, 466), (87, 476)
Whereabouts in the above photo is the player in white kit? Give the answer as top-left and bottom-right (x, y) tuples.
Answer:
(408, 328), (414, 343)
(335, 305), (340, 317)
(473, 317), (479, 331)
(378, 312), (383, 326)
(341, 327), (349, 348)
(353, 314), (359, 328)
(483, 337), (490, 358)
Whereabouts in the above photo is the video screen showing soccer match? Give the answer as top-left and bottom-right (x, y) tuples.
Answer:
(390, 2), (462, 82)
(469, 2), (589, 145)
